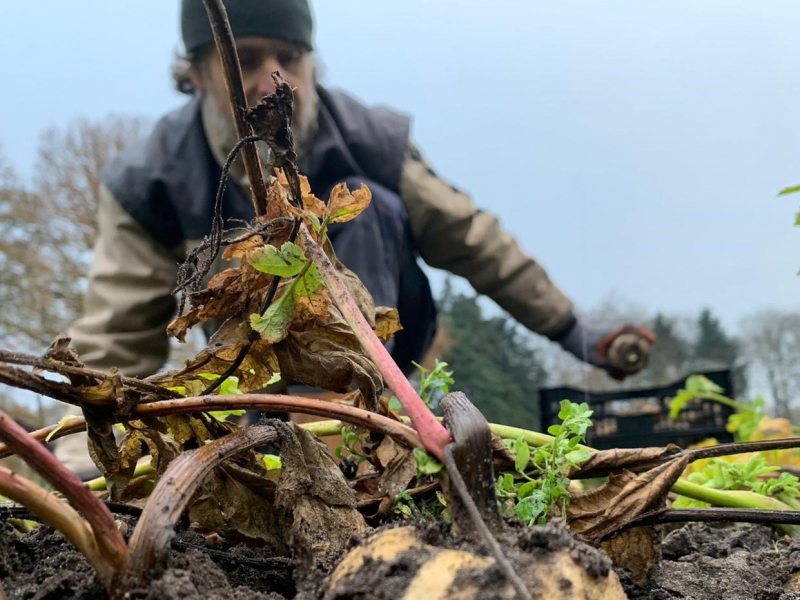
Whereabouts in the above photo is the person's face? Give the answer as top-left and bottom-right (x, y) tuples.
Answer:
(190, 36), (316, 134)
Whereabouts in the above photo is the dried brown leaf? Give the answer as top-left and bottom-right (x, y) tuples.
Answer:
(569, 456), (690, 543)
(372, 436), (418, 499)
(276, 423), (369, 570)
(600, 527), (660, 587)
(188, 459), (285, 549)
(88, 428), (142, 501)
(374, 307), (402, 343)
(567, 445), (683, 479)
(568, 472), (638, 535)
(275, 325), (382, 410)
(326, 181), (372, 223)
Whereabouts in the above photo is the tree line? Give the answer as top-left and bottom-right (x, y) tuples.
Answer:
(1, 115), (798, 433)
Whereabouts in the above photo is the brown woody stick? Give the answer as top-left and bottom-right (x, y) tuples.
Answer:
(124, 425), (278, 588)
(201, 0), (269, 215)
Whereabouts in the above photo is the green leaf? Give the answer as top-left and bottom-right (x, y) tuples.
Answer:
(388, 396), (402, 412)
(250, 241), (307, 277)
(778, 185), (800, 196)
(516, 480), (539, 500)
(547, 424), (563, 436)
(565, 449), (591, 466)
(294, 264), (324, 298)
(498, 473), (516, 493)
(413, 448), (443, 475)
(199, 373), (243, 396)
(795, 211), (800, 226)
(250, 284), (296, 343)
(514, 437), (531, 474)
(262, 454), (282, 470)
(209, 409), (245, 421)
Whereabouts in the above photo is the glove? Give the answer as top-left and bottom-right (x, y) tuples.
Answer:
(557, 320), (656, 380)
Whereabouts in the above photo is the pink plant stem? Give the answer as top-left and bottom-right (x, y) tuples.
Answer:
(0, 466), (113, 586)
(298, 224), (452, 460)
(0, 409), (127, 571)
(133, 394), (422, 450)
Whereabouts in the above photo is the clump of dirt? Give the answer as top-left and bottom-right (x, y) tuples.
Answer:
(624, 523), (800, 600)
(0, 520), (291, 600)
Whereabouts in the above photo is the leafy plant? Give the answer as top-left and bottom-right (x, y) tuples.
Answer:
(334, 426), (368, 464)
(496, 400), (593, 525)
(674, 455), (800, 509)
(670, 374), (768, 442)
(413, 360), (454, 408)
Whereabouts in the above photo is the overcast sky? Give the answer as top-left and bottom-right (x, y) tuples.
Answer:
(1, 1), (798, 334)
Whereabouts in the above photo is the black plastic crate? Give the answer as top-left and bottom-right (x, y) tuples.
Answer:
(538, 370), (735, 450)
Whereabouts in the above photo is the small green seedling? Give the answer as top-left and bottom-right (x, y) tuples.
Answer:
(497, 400), (593, 526)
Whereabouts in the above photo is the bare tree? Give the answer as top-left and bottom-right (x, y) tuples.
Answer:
(0, 115), (151, 352)
(740, 309), (800, 419)
(35, 115), (152, 250)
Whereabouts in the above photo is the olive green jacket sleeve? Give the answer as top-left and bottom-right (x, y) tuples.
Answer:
(399, 142), (574, 337)
(67, 183), (181, 378)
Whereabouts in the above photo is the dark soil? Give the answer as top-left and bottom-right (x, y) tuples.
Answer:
(0, 517), (291, 600)
(624, 523), (800, 600)
(5, 515), (800, 599)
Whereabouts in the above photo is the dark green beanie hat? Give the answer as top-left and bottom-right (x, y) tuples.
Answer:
(181, 0), (313, 55)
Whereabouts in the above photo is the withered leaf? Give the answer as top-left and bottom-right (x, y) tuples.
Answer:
(374, 307), (402, 343)
(567, 445), (683, 479)
(163, 414), (211, 447)
(131, 424), (182, 478)
(568, 472), (638, 535)
(88, 426), (142, 501)
(75, 369), (124, 404)
(275, 423), (369, 571)
(326, 181), (372, 223)
(600, 527), (660, 587)
(275, 324), (382, 411)
(372, 436), (418, 500)
(188, 459), (285, 550)
(570, 456), (691, 543)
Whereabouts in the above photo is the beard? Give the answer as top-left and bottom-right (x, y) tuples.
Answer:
(201, 87), (320, 182)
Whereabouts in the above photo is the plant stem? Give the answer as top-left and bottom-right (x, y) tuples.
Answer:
(486, 423), (591, 452)
(0, 409), (127, 572)
(85, 461), (156, 492)
(200, 0), (268, 215)
(298, 223), (452, 461)
(0, 466), (113, 586)
(132, 394), (422, 450)
(670, 479), (800, 536)
(124, 425), (278, 591)
(606, 507), (800, 537)
(0, 417), (87, 460)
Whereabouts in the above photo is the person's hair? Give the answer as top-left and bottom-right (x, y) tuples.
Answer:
(172, 49), (205, 95)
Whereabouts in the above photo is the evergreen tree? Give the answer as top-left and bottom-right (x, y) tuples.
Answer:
(437, 283), (546, 429)
(645, 313), (690, 385)
(694, 308), (738, 365)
